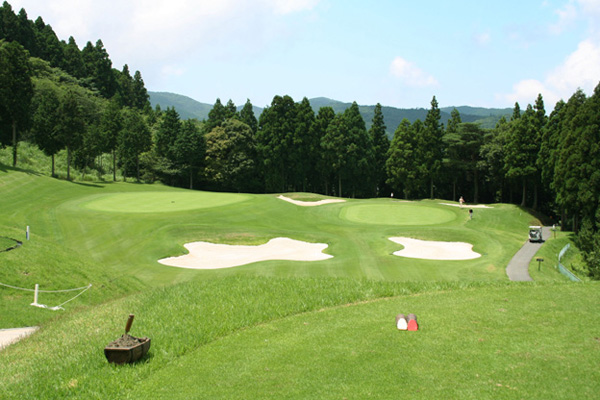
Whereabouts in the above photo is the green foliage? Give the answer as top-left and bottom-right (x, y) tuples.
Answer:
(256, 95), (297, 192)
(421, 96), (444, 198)
(0, 39), (34, 165)
(118, 108), (151, 181)
(204, 118), (258, 192)
(173, 119), (204, 189)
(386, 119), (421, 198)
(369, 103), (389, 196)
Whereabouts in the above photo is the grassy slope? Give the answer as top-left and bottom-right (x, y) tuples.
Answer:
(1, 277), (598, 399)
(1, 163), (595, 399)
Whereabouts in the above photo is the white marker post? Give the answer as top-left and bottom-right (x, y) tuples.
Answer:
(26, 226), (30, 240)
(31, 283), (39, 306)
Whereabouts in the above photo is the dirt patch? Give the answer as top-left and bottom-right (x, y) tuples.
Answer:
(106, 334), (148, 348)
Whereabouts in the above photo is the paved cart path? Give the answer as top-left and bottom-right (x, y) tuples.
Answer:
(0, 327), (38, 350)
(506, 226), (552, 281)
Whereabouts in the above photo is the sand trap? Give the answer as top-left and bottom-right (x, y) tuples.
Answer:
(277, 195), (346, 206)
(440, 203), (492, 209)
(158, 237), (333, 269)
(389, 237), (481, 260)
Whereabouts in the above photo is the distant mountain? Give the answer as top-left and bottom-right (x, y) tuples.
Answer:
(149, 92), (511, 136)
(149, 92), (213, 120)
(149, 92), (262, 120)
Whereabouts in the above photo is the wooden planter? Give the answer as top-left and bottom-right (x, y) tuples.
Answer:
(104, 337), (151, 364)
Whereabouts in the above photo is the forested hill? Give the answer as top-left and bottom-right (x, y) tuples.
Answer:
(149, 92), (511, 135)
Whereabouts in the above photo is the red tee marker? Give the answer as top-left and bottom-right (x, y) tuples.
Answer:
(407, 313), (419, 331)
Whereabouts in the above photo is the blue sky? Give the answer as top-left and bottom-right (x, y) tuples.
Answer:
(10, 0), (600, 111)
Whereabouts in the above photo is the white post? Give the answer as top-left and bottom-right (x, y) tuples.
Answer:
(31, 283), (39, 306)
(26, 226), (30, 240)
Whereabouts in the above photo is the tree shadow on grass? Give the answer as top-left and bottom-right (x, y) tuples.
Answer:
(68, 180), (104, 188)
(0, 162), (43, 177)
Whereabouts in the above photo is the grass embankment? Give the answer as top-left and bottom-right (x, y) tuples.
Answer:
(1, 277), (598, 399)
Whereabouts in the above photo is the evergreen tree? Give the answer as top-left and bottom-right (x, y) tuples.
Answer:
(81, 39), (116, 98)
(291, 97), (316, 191)
(343, 101), (374, 197)
(16, 7), (37, 56)
(256, 95), (296, 192)
(225, 99), (237, 120)
(118, 108), (151, 181)
(173, 119), (205, 189)
(99, 100), (123, 181)
(131, 70), (149, 110)
(421, 96), (444, 198)
(62, 36), (86, 78)
(511, 102), (521, 121)
(314, 106), (336, 194)
(553, 89), (587, 230)
(115, 64), (134, 107)
(321, 113), (348, 197)
(155, 107), (181, 168)
(386, 119), (421, 199)
(504, 104), (539, 207)
(204, 98), (227, 133)
(56, 90), (85, 180)
(239, 99), (258, 134)
(480, 117), (509, 202)
(30, 85), (62, 176)
(0, 39), (33, 166)
(369, 103), (389, 196)
(442, 108), (462, 200)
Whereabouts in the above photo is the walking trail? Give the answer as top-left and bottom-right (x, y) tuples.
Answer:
(506, 226), (551, 281)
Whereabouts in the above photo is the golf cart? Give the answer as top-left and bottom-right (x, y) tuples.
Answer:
(529, 226), (543, 242)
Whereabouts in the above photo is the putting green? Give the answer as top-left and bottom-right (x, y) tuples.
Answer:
(80, 191), (249, 213)
(340, 203), (456, 226)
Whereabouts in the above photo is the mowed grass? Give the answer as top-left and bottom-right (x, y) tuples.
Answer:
(0, 277), (598, 399)
(81, 191), (250, 213)
(340, 202), (456, 225)
(1, 166), (596, 399)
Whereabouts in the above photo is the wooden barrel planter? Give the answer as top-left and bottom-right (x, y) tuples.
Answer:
(104, 314), (151, 364)
(104, 335), (151, 364)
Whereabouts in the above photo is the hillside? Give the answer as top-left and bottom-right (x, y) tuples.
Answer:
(149, 92), (511, 135)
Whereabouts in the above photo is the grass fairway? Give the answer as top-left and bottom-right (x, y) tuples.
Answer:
(81, 191), (250, 213)
(340, 201), (456, 225)
(1, 167), (596, 399)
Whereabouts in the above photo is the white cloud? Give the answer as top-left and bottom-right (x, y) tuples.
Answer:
(547, 39), (600, 91)
(389, 57), (438, 87)
(549, 2), (577, 35)
(500, 39), (600, 107)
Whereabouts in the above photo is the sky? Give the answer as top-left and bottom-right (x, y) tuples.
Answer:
(9, 0), (600, 110)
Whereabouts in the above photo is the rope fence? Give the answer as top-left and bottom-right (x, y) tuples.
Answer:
(556, 244), (581, 282)
(0, 281), (92, 310)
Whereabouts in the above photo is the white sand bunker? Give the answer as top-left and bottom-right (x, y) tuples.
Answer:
(158, 237), (333, 269)
(278, 195), (345, 206)
(440, 203), (492, 209)
(389, 237), (481, 260)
